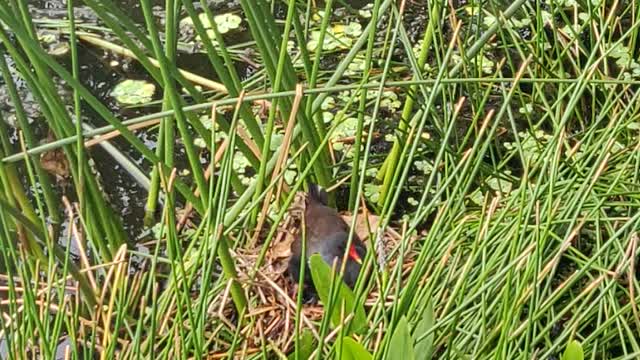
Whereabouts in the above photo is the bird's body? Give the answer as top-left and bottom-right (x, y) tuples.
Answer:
(288, 184), (366, 294)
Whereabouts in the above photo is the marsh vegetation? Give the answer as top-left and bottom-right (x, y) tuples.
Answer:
(0, 0), (639, 359)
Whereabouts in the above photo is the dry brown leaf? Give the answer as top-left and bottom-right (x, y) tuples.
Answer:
(39, 130), (70, 179)
(269, 231), (295, 259)
(340, 213), (380, 241)
(40, 149), (69, 179)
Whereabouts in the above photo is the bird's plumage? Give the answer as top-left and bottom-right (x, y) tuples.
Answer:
(289, 184), (366, 294)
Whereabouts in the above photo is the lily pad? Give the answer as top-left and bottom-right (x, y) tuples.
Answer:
(452, 53), (494, 74)
(38, 31), (69, 56)
(358, 4), (374, 18)
(110, 79), (155, 105)
(343, 22), (363, 38)
(213, 13), (242, 34)
(364, 183), (380, 203)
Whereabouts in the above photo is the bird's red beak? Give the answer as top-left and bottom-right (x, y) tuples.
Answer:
(349, 245), (362, 264)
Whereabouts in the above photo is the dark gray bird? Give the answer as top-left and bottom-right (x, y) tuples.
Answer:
(288, 184), (366, 294)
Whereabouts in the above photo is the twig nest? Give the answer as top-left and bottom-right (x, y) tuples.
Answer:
(209, 189), (417, 358)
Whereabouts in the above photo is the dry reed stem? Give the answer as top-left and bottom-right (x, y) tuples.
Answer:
(63, 197), (99, 294)
(84, 118), (161, 148)
(251, 84), (304, 245)
(79, 34), (227, 92)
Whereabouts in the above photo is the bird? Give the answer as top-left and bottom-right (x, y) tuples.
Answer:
(288, 184), (367, 297)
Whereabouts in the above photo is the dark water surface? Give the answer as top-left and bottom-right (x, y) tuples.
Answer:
(11, 0), (429, 241)
(16, 0), (246, 240)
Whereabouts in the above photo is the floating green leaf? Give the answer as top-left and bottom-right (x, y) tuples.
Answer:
(358, 4), (373, 18)
(110, 79), (155, 105)
(364, 183), (380, 203)
(486, 175), (513, 194)
(213, 13), (242, 34)
(343, 22), (363, 38)
(518, 104), (533, 115)
(451, 53), (494, 74)
(309, 254), (367, 333)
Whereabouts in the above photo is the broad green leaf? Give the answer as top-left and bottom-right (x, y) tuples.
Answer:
(339, 337), (372, 360)
(309, 254), (367, 333)
(386, 316), (415, 360)
(288, 329), (315, 360)
(413, 298), (434, 360)
(561, 340), (584, 360)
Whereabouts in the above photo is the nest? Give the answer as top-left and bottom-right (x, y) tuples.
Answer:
(204, 191), (417, 358)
